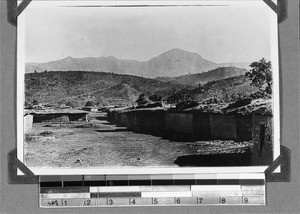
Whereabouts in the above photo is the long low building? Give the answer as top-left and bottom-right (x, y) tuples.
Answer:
(110, 99), (273, 166)
(111, 99), (273, 143)
(24, 113), (33, 133)
(25, 109), (88, 123)
(126, 107), (165, 136)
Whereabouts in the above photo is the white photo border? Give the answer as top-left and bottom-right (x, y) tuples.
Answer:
(17, 0), (280, 175)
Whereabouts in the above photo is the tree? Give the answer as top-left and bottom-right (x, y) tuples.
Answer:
(85, 101), (94, 107)
(149, 94), (162, 102)
(246, 58), (272, 95)
(32, 99), (38, 105)
(136, 94), (151, 106)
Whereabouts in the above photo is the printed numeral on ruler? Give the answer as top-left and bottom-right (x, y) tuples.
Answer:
(41, 196), (265, 207)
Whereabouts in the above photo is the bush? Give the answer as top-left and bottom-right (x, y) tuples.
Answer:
(149, 94), (162, 102)
(32, 99), (38, 105)
(85, 101), (94, 107)
(25, 134), (35, 142)
(66, 101), (78, 108)
(40, 131), (53, 136)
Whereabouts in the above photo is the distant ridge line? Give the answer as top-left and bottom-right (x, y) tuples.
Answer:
(26, 48), (251, 77)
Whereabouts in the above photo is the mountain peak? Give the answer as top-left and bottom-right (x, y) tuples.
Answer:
(62, 56), (74, 62)
(163, 48), (199, 55)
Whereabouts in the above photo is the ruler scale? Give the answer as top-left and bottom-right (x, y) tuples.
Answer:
(39, 173), (266, 207)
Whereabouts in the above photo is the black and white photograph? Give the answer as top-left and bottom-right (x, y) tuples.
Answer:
(17, 0), (280, 174)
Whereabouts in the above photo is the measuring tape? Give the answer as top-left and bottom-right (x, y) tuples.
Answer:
(39, 173), (265, 207)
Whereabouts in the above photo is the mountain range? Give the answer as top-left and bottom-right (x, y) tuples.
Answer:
(26, 48), (251, 78)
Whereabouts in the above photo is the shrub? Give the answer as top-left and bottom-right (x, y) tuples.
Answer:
(85, 101), (94, 107)
(40, 131), (53, 136)
(25, 134), (35, 142)
(66, 101), (78, 108)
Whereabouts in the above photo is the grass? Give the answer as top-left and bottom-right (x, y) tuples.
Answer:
(40, 131), (54, 136)
(25, 133), (35, 142)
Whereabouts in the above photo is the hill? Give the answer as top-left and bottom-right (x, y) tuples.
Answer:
(26, 48), (249, 78)
(25, 69), (258, 108)
(25, 71), (187, 107)
(166, 75), (258, 104)
(156, 67), (248, 85)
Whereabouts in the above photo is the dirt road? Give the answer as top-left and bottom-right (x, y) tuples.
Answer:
(24, 112), (251, 168)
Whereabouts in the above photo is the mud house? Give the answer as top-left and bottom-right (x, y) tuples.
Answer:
(107, 108), (118, 124)
(125, 107), (166, 136)
(251, 114), (273, 165)
(114, 99), (273, 165)
(165, 112), (194, 134)
(126, 111), (138, 132)
(82, 106), (98, 112)
(106, 107), (131, 126)
(224, 99), (273, 165)
(165, 104), (224, 140)
(24, 113), (33, 133)
(82, 101), (98, 112)
(210, 114), (237, 140)
(115, 107), (131, 127)
(117, 111), (128, 127)
(27, 109), (88, 123)
(193, 112), (212, 140)
(109, 99), (273, 164)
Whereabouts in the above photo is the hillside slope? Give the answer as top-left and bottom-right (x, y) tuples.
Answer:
(25, 71), (186, 107)
(156, 67), (248, 85)
(166, 75), (258, 104)
(25, 69), (258, 108)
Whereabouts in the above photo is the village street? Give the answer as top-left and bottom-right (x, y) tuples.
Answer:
(24, 112), (251, 168)
(24, 112), (196, 168)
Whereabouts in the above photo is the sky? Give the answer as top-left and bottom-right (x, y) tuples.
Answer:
(23, 3), (273, 63)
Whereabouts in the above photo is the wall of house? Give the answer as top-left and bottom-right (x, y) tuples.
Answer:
(165, 112), (194, 134)
(107, 109), (117, 124)
(193, 113), (211, 140)
(251, 115), (273, 165)
(135, 110), (165, 136)
(107, 110), (113, 123)
(126, 113), (138, 132)
(33, 114), (69, 123)
(82, 107), (97, 112)
(24, 115), (33, 133)
(235, 115), (252, 141)
(69, 113), (87, 122)
(119, 112), (128, 127)
(210, 114), (236, 140)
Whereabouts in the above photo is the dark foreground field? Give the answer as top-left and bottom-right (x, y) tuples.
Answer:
(24, 112), (252, 168)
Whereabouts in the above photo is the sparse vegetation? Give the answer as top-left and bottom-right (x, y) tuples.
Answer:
(25, 134), (35, 142)
(66, 101), (78, 108)
(165, 75), (256, 104)
(85, 101), (94, 107)
(136, 94), (152, 106)
(25, 71), (184, 107)
(149, 94), (162, 102)
(40, 131), (54, 136)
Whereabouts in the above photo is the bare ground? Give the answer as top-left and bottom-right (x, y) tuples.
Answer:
(24, 112), (252, 168)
